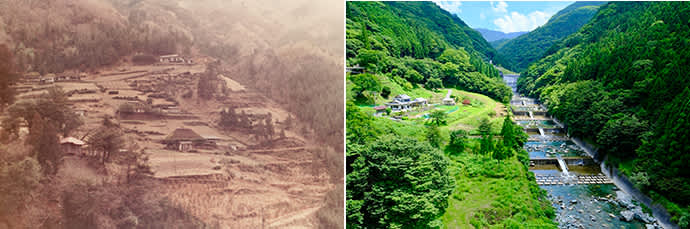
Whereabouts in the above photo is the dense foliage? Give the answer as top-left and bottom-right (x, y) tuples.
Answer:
(346, 1), (511, 103)
(347, 1), (506, 65)
(517, 1), (690, 223)
(347, 135), (455, 228)
(346, 102), (455, 228)
(497, 2), (605, 72)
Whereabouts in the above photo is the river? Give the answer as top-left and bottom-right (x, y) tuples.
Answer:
(503, 74), (662, 229)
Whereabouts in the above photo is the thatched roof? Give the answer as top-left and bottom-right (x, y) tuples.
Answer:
(164, 128), (204, 142)
(60, 137), (85, 146)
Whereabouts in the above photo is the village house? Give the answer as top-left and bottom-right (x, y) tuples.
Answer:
(159, 54), (192, 64)
(40, 73), (56, 84)
(60, 137), (85, 155)
(385, 94), (428, 111)
(346, 65), (365, 74)
(442, 89), (456, 106)
(373, 105), (387, 114)
(163, 128), (207, 152)
(159, 54), (183, 63)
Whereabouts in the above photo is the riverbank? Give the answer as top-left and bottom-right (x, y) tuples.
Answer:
(570, 136), (678, 229)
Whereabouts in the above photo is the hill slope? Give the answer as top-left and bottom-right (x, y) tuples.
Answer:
(517, 2), (690, 225)
(497, 1), (605, 72)
(347, 1), (508, 67)
(475, 28), (527, 42)
(346, 1), (511, 103)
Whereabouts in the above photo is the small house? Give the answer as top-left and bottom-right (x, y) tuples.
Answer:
(373, 105), (387, 114)
(442, 89), (455, 106)
(442, 98), (455, 106)
(60, 137), (85, 155)
(346, 65), (365, 74)
(163, 128), (205, 152)
(159, 54), (185, 63)
(385, 94), (428, 111)
(40, 74), (56, 84)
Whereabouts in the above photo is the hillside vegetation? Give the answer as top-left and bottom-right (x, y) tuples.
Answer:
(517, 2), (690, 225)
(346, 1), (511, 104)
(497, 1), (605, 72)
(346, 2), (555, 228)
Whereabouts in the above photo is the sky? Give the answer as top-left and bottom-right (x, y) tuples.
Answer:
(433, 1), (574, 33)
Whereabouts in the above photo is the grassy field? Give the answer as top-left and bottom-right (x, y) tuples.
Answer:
(348, 73), (507, 142)
(441, 151), (556, 228)
(495, 65), (518, 75)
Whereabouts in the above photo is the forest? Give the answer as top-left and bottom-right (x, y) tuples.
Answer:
(346, 1), (511, 104)
(346, 1), (556, 228)
(496, 1), (605, 72)
(517, 2), (690, 225)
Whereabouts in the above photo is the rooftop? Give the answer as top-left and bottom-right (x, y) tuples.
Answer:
(164, 128), (204, 142)
(395, 94), (411, 100)
(60, 137), (85, 146)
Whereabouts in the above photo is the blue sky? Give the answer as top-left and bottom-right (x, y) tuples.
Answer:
(433, 1), (574, 33)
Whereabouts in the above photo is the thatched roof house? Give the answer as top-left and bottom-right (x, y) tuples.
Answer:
(164, 128), (204, 142)
(163, 128), (205, 152)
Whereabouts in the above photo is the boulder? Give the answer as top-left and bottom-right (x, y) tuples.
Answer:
(632, 207), (655, 224)
(616, 191), (634, 209)
(621, 210), (634, 222)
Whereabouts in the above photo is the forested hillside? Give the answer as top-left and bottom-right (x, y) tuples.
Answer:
(347, 2), (506, 65)
(517, 2), (690, 225)
(498, 1), (605, 72)
(346, 1), (511, 103)
(474, 28), (526, 42)
(346, 2), (556, 227)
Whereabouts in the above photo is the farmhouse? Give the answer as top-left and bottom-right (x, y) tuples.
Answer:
(373, 105), (387, 114)
(385, 94), (428, 111)
(442, 89), (456, 106)
(346, 65), (365, 74)
(40, 73), (56, 84)
(60, 137), (85, 155)
(163, 128), (206, 152)
(159, 54), (192, 64)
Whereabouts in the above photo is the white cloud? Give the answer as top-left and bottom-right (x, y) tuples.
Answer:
(433, 1), (462, 14)
(480, 12), (486, 20)
(491, 1), (508, 13)
(493, 11), (552, 33)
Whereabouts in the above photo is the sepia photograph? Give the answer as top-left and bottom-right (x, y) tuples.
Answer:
(0, 0), (343, 228)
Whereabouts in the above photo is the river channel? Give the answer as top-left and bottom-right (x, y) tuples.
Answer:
(503, 74), (659, 228)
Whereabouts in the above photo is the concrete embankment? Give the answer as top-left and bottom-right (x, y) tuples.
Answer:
(570, 136), (679, 229)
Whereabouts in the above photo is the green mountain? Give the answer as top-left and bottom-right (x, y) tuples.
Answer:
(498, 2), (605, 72)
(474, 28), (527, 42)
(346, 1), (511, 103)
(347, 1), (508, 68)
(517, 2), (690, 224)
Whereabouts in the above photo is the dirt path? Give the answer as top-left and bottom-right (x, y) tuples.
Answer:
(268, 205), (321, 228)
